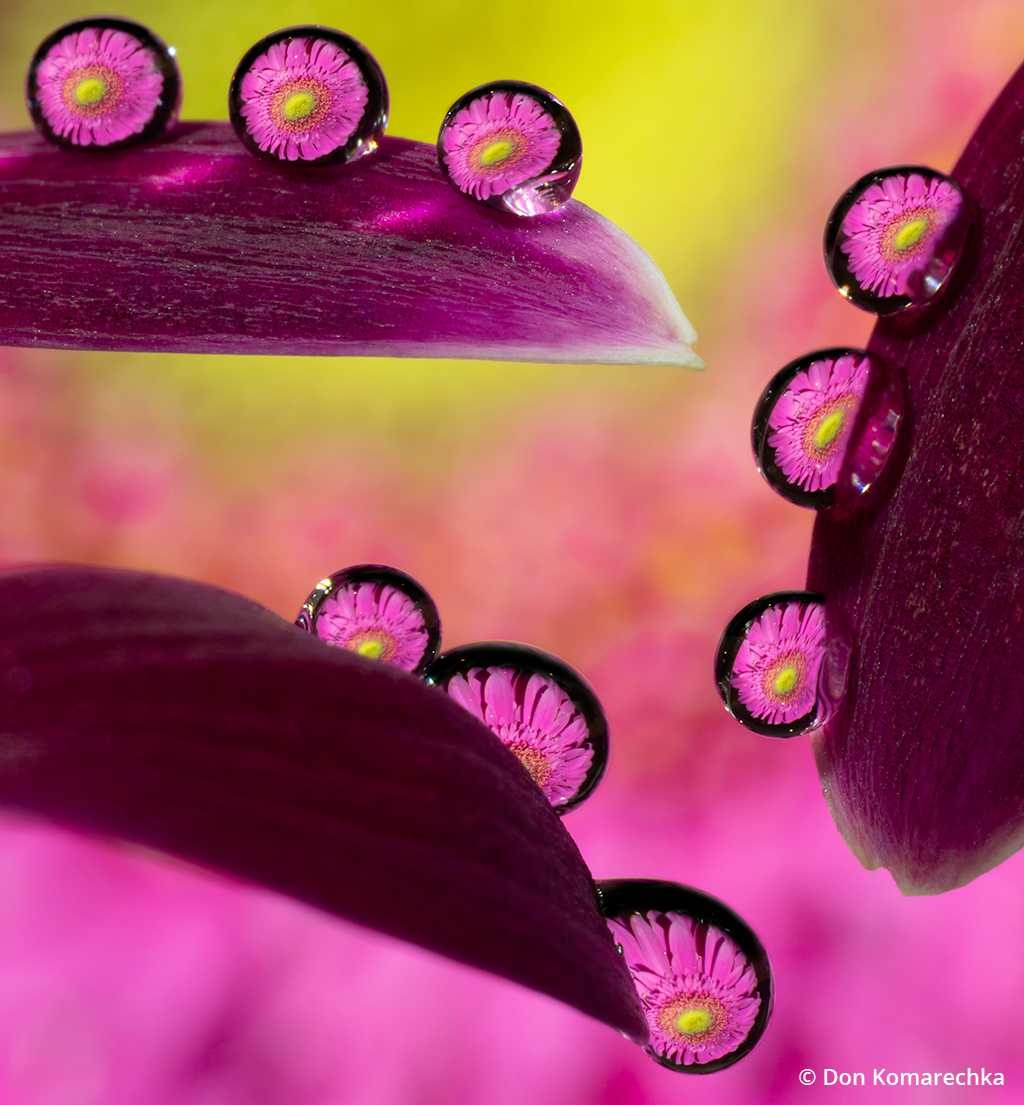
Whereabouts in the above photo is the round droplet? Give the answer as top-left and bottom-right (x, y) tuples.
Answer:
(714, 591), (851, 737)
(229, 26), (388, 166)
(427, 642), (607, 812)
(296, 564), (440, 677)
(597, 879), (773, 1074)
(752, 348), (904, 509)
(26, 18), (182, 149)
(437, 81), (582, 216)
(824, 165), (971, 314)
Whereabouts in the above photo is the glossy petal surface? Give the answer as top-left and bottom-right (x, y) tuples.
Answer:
(808, 60), (1024, 894)
(0, 123), (699, 367)
(0, 565), (646, 1039)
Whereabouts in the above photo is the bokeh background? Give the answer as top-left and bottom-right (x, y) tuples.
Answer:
(0, 0), (1021, 1101)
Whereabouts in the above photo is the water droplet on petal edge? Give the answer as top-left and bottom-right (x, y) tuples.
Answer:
(296, 564), (441, 677)
(714, 591), (851, 738)
(597, 879), (773, 1074)
(229, 26), (388, 166)
(428, 642), (607, 812)
(27, 17), (182, 149)
(438, 81), (582, 216)
(823, 165), (971, 314)
(752, 347), (904, 509)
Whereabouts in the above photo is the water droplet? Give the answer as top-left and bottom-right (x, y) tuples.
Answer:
(428, 642), (607, 812)
(714, 591), (851, 737)
(752, 347), (903, 509)
(296, 564), (440, 677)
(437, 81), (582, 216)
(26, 18), (182, 149)
(229, 27), (388, 166)
(597, 879), (773, 1073)
(824, 165), (971, 314)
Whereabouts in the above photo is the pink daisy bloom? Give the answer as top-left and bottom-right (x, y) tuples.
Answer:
(607, 910), (762, 1068)
(314, 581), (430, 672)
(839, 170), (963, 298)
(440, 88), (563, 201)
(731, 600), (826, 726)
(30, 22), (172, 147)
(444, 666), (594, 806)
(766, 352), (870, 494)
(234, 33), (371, 162)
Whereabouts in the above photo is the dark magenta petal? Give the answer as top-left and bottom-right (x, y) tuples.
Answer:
(0, 565), (646, 1040)
(807, 59), (1024, 893)
(0, 122), (700, 367)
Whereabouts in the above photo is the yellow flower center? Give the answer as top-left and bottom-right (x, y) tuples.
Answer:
(510, 743), (552, 787)
(812, 408), (846, 450)
(773, 665), (799, 696)
(355, 638), (385, 660)
(479, 138), (515, 166)
(892, 216), (929, 252)
(74, 76), (107, 106)
(675, 1008), (713, 1036)
(282, 90), (317, 122)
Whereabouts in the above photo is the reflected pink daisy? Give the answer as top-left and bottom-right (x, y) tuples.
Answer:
(840, 171), (962, 298)
(441, 91), (562, 201)
(33, 25), (166, 147)
(731, 601), (825, 725)
(237, 36), (368, 162)
(607, 910), (761, 1067)
(314, 581), (429, 672)
(766, 353), (870, 493)
(444, 667), (593, 805)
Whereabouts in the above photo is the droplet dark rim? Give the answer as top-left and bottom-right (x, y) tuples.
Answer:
(437, 80), (583, 206)
(596, 878), (774, 1075)
(26, 17), (183, 151)
(228, 25), (389, 168)
(714, 590), (827, 738)
(427, 640), (608, 814)
(296, 563), (442, 677)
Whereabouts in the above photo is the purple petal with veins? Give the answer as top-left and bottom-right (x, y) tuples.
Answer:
(0, 122), (700, 367)
(0, 564), (646, 1040)
(807, 59), (1024, 894)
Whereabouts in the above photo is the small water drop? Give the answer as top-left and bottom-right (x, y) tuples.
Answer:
(428, 642), (607, 812)
(714, 591), (851, 737)
(437, 81), (582, 216)
(823, 165), (971, 314)
(752, 347), (903, 509)
(597, 879), (773, 1073)
(229, 26), (388, 166)
(26, 17), (182, 149)
(296, 564), (440, 677)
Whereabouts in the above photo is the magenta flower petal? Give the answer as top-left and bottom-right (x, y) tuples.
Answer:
(430, 643), (609, 812)
(229, 27), (387, 166)
(807, 59), (1024, 893)
(599, 880), (773, 1073)
(0, 564), (645, 1040)
(0, 122), (700, 367)
(26, 17), (181, 149)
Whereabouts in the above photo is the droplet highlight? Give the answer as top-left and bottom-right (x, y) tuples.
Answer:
(26, 18), (182, 149)
(752, 348), (903, 509)
(296, 564), (440, 677)
(824, 165), (971, 314)
(714, 591), (851, 737)
(229, 26), (388, 165)
(598, 879), (773, 1073)
(428, 642), (607, 812)
(438, 81), (582, 216)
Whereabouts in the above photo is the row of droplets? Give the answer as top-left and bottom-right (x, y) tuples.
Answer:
(715, 163), (971, 738)
(25, 17), (582, 217)
(294, 562), (773, 1073)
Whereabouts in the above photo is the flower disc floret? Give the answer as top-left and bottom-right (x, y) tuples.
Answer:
(238, 36), (368, 161)
(314, 582), (429, 672)
(840, 171), (962, 298)
(34, 26), (165, 146)
(607, 910), (761, 1066)
(444, 667), (593, 805)
(731, 601), (826, 725)
(442, 92), (561, 201)
(767, 354), (870, 493)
